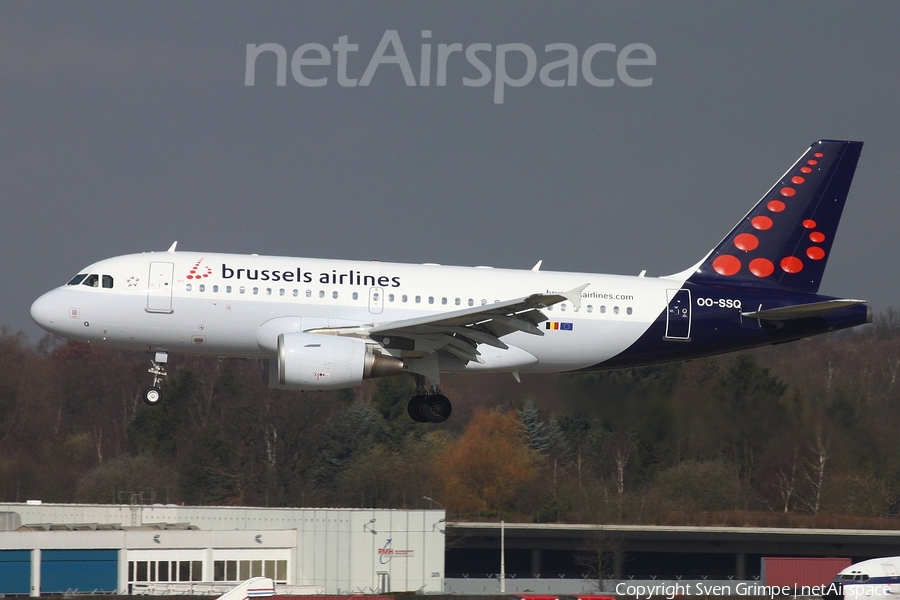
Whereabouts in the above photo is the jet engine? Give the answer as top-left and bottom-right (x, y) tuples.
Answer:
(261, 332), (403, 391)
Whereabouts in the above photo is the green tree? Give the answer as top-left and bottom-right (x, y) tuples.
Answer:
(518, 401), (549, 454)
(715, 354), (789, 477)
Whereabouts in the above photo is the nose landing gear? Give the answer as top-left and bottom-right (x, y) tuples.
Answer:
(142, 351), (168, 406)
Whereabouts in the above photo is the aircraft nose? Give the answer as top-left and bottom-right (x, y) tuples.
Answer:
(30, 289), (66, 333)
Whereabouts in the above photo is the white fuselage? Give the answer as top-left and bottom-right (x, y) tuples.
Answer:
(834, 557), (900, 600)
(31, 251), (687, 373)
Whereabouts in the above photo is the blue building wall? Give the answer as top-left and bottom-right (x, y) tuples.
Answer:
(0, 550), (31, 594)
(42, 549), (118, 593)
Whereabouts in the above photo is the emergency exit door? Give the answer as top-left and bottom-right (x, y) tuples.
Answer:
(368, 287), (384, 314)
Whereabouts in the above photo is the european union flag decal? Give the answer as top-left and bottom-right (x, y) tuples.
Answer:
(545, 322), (574, 331)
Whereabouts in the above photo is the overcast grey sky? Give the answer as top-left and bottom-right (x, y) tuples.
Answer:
(4, 2), (899, 340)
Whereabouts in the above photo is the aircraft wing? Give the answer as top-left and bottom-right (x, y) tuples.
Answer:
(310, 284), (588, 364)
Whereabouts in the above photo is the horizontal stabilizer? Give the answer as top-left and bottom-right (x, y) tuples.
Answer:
(741, 299), (868, 320)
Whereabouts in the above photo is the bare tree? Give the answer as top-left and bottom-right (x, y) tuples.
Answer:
(799, 430), (829, 514)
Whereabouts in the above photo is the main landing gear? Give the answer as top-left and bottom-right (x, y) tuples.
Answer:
(407, 375), (452, 424)
(142, 351), (168, 406)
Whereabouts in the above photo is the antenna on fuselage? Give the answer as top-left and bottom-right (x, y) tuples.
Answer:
(167, 241), (178, 253)
(532, 260), (542, 272)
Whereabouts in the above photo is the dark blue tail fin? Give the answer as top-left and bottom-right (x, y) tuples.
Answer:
(688, 140), (863, 293)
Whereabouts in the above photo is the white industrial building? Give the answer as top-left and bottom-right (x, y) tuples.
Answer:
(0, 502), (445, 596)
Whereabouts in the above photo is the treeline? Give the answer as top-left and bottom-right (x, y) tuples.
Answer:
(2, 310), (900, 526)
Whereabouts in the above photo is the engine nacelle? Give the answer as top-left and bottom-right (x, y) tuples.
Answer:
(261, 332), (403, 391)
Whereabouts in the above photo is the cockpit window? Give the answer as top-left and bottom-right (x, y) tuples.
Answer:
(67, 273), (112, 288)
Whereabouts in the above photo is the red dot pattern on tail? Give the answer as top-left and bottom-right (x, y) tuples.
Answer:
(714, 148), (828, 278)
(713, 255), (741, 276)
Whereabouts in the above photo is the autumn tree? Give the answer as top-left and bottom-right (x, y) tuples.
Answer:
(437, 408), (537, 517)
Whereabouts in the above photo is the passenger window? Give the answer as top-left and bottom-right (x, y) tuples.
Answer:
(266, 288), (272, 296)
(613, 306), (620, 314)
(428, 296), (434, 304)
(186, 284), (192, 292)
(226, 285), (232, 293)
(481, 299), (487, 305)
(239, 286), (246, 294)
(467, 298), (474, 307)
(455, 298), (461, 306)
(102, 275), (114, 289)
(627, 307), (633, 315)
(67, 274), (87, 286)
(252, 287), (259, 295)
(292, 289), (298, 297)
(82, 274), (100, 287)
(373, 292), (379, 302)
(213, 285), (219, 292)
(402, 294), (408, 303)
(199, 284), (205, 292)
(415, 295), (421, 303)
(332, 291), (339, 299)
(442, 297), (447, 305)
(600, 305), (606, 314)
(318, 290), (325, 298)
(279, 288), (285, 296)
(352, 292), (359, 300)
(388, 294), (395, 302)
(560, 304), (567, 312)
(587, 305), (593, 313)
(305, 290), (311, 298)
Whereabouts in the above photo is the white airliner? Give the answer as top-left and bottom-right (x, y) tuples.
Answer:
(829, 557), (900, 600)
(31, 140), (871, 422)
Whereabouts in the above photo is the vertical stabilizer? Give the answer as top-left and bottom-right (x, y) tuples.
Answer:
(688, 140), (863, 293)
(216, 576), (275, 600)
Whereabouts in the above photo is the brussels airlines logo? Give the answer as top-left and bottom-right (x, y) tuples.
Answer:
(186, 258), (212, 280)
(378, 538), (413, 564)
(245, 30), (656, 104)
(221, 263), (401, 287)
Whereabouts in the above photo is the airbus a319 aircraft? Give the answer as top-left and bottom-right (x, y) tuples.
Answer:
(31, 140), (871, 423)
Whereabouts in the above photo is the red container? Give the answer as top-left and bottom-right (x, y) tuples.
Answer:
(761, 557), (852, 588)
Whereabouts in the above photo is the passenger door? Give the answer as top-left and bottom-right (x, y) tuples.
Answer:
(147, 262), (174, 313)
(665, 288), (691, 340)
